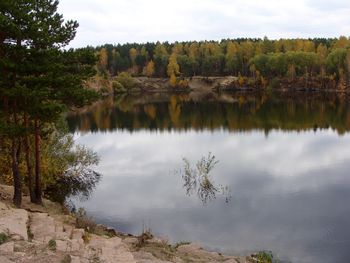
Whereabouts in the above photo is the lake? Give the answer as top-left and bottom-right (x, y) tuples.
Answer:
(67, 92), (350, 263)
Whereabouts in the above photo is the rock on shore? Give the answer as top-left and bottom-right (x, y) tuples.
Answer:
(0, 186), (251, 263)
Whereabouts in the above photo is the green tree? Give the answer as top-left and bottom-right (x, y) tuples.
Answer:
(154, 42), (169, 77)
(135, 46), (148, 72)
(326, 48), (347, 78)
(0, 0), (97, 206)
(0, 0), (36, 206)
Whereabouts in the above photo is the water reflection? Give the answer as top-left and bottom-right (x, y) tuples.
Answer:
(177, 153), (231, 204)
(69, 92), (350, 263)
(67, 92), (350, 134)
(46, 170), (101, 204)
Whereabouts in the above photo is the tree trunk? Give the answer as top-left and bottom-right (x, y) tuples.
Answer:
(34, 117), (42, 204)
(12, 137), (22, 207)
(24, 114), (36, 203)
(11, 100), (22, 207)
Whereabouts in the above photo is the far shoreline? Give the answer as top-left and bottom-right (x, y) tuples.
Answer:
(87, 75), (350, 97)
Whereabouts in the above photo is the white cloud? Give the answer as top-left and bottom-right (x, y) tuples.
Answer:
(58, 0), (350, 47)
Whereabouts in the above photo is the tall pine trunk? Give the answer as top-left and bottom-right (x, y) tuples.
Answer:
(12, 137), (22, 207)
(24, 114), (36, 203)
(34, 117), (42, 204)
(12, 103), (22, 207)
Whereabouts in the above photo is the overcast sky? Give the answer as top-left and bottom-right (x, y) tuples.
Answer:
(58, 0), (350, 48)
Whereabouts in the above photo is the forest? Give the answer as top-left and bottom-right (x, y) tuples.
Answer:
(94, 37), (350, 88)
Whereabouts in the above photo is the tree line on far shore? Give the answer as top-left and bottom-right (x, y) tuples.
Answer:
(94, 37), (350, 88)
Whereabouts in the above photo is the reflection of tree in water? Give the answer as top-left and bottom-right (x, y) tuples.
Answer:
(67, 93), (350, 134)
(178, 152), (231, 204)
(169, 95), (181, 127)
(46, 170), (101, 204)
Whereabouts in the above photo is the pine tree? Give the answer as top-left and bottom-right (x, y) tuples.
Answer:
(0, 0), (97, 206)
(0, 0), (34, 206)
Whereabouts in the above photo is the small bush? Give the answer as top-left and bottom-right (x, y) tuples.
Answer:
(178, 79), (189, 89)
(48, 239), (57, 251)
(136, 229), (153, 248)
(99, 86), (110, 95)
(252, 251), (280, 263)
(112, 80), (126, 93)
(0, 233), (9, 245)
(238, 75), (245, 86)
(27, 227), (34, 242)
(115, 72), (136, 90)
(61, 255), (72, 263)
(91, 253), (101, 263)
(174, 241), (191, 249)
(82, 231), (91, 244)
(75, 208), (97, 232)
(247, 78), (256, 86)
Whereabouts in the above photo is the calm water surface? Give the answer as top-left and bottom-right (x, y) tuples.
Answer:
(67, 92), (350, 263)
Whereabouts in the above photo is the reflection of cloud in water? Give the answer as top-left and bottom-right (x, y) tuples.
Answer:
(77, 129), (350, 178)
(74, 129), (350, 263)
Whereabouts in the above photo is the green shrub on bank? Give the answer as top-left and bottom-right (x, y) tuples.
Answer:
(0, 233), (9, 245)
(112, 80), (126, 93)
(252, 251), (281, 263)
(48, 239), (57, 251)
(115, 72), (136, 90)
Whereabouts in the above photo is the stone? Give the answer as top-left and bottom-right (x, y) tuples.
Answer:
(146, 237), (163, 244)
(70, 238), (84, 251)
(86, 234), (135, 263)
(71, 229), (85, 240)
(0, 256), (14, 263)
(0, 201), (8, 210)
(133, 251), (176, 263)
(0, 241), (14, 253)
(176, 243), (224, 262)
(55, 231), (70, 240)
(70, 255), (81, 263)
(56, 239), (70, 252)
(123, 237), (138, 246)
(30, 213), (56, 242)
(176, 243), (202, 253)
(0, 202), (28, 240)
(223, 259), (240, 263)
(132, 251), (157, 260)
(136, 260), (173, 263)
